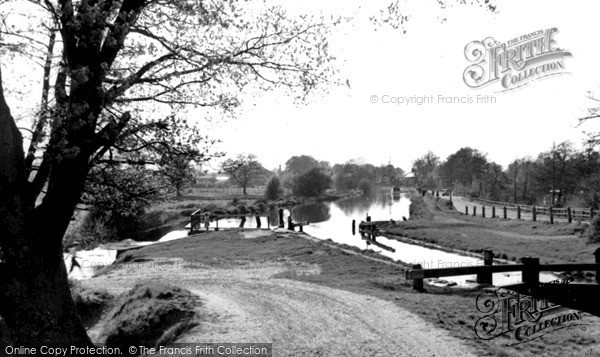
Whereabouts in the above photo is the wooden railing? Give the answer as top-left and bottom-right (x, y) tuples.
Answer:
(190, 209), (271, 233)
(454, 192), (595, 223)
(405, 248), (600, 291)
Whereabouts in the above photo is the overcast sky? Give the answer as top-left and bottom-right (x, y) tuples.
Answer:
(202, 0), (600, 172)
(3, 1), (600, 174)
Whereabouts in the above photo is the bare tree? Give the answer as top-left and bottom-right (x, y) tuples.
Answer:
(221, 154), (265, 195)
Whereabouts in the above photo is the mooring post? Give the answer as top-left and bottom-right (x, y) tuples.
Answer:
(549, 207), (554, 224)
(352, 219), (356, 236)
(594, 248), (600, 285)
(477, 250), (494, 284)
(492, 206), (496, 218)
(567, 207), (572, 223)
(518, 206), (522, 220)
(278, 209), (284, 228)
(287, 216), (294, 231)
(255, 215), (261, 228)
(522, 257), (540, 290)
(412, 264), (424, 291)
(503, 206), (507, 219)
(482, 206), (486, 218)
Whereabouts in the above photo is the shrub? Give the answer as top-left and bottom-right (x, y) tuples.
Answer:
(264, 176), (283, 201)
(586, 214), (600, 243)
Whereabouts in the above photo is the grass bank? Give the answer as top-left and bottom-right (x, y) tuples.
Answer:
(385, 195), (598, 265)
(105, 230), (600, 357)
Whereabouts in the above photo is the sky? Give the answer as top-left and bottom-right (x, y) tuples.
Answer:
(201, 0), (600, 172)
(3, 0), (600, 174)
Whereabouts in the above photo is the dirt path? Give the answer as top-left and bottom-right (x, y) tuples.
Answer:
(449, 196), (569, 223)
(84, 257), (476, 357)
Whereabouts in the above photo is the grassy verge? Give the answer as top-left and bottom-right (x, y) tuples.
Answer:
(114, 231), (600, 357)
(385, 195), (598, 264)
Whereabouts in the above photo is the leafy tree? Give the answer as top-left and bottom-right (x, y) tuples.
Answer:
(531, 142), (576, 205)
(221, 154), (266, 195)
(411, 150), (440, 179)
(0, 0), (337, 346)
(295, 168), (331, 197)
(284, 155), (321, 176)
(264, 176), (283, 201)
(439, 147), (488, 194)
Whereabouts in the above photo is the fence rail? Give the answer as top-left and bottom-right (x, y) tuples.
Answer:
(405, 248), (600, 291)
(452, 191), (595, 223)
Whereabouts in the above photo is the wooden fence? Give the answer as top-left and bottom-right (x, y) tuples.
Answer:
(406, 248), (600, 291)
(189, 209), (271, 233)
(454, 192), (595, 223)
(189, 208), (309, 233)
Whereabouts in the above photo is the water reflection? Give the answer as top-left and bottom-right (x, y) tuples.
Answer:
(292, 202), (331, 223)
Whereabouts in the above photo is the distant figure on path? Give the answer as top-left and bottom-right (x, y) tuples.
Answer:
(67, 242), (82, 273)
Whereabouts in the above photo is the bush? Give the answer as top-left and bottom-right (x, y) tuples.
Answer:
(586, 214), (600, 243)
(264, 177), (283, 201)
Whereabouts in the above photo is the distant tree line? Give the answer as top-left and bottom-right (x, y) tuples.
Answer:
(411, 142), (600, 208)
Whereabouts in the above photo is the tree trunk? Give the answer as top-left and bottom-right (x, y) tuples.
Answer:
(242, 185), (247, 195)
(0, 69), (92, 347)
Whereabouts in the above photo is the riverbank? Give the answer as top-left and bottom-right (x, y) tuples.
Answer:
(69, 189), (363, 247)
(385, 194), (598, 265)
(79, 229), (600, 357)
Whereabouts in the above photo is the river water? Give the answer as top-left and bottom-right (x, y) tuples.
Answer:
(216, 189), (557, 286)
(69, 189), (557, 286)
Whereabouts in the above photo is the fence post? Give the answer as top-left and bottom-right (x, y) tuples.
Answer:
(412, 264), (424, 291)
(549, 207), (554, 224)
(492, 206), (496, 218)
(567, 207), (572, 223)
(482, 206), (486, 218)
(522, 257), (540, 290)
(477, 250), (493, 284)
(473, 206), (477, 216)
(595, 248), (600, 285)
(503, 206), (507, 219)
(278, 209), (284, 228)
(256, 216), (261, 228)
(352, 220), (356, 236)
(518, 206), (521, 219)
(465, 206), (469, 215)
(287, 216), (294, 231)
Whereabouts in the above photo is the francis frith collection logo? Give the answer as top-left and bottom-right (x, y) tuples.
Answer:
(463, 28), (571, 91)
(474, 287), (585, 345)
